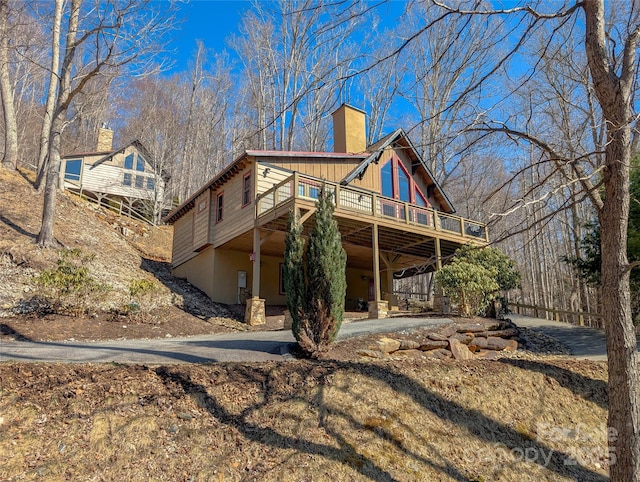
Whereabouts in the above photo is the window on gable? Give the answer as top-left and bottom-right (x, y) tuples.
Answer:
(124, 154), (134, 170)
(216, 192), (224, 222)
(397, 165), (410, 202)
(64, 159), (82, 182)
(380, 156), (430, 208)
(242, 172), (251, 206)
(136, 155), (145, 172)
(147, 177), (155, 190)
(123, 173), (132, 186)
(381, 161), (393, 198)
(415, 189), (427, 207)
(135, 175), (144, 188)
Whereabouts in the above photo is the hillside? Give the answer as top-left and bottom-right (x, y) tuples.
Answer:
(0, 358), (611, 481)
(0, 168), (246, 340)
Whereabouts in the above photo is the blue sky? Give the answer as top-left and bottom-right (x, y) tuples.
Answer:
(169, 0), (251, 72)
(167, 0), (412, 74)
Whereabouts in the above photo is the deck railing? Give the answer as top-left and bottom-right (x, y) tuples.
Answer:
(256, 172), (488, 242)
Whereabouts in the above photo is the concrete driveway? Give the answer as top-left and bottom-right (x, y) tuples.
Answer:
(509, 314), (640, 361)
(0, 316), (452, 364)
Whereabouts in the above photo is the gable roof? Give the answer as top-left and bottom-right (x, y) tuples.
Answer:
(63, 139), (169, 180)
(341, 128), (455, 213)
(163, 150), (368, 225)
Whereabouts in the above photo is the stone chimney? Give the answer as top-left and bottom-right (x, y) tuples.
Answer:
(332, 104), (366, 153)
(97, 125), (113, 152)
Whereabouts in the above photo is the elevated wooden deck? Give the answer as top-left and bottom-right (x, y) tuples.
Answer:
(255, 172), (487, 271)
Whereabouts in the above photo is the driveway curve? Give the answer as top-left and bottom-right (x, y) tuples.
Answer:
(0, 317), (452, 364)
(509, 314), (640, 361)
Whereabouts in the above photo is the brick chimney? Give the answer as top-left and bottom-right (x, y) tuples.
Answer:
(97, 125), (113, 152)
(332, 104), (366, 153)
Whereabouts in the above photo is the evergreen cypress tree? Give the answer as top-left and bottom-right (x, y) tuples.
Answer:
(283, 186), (347, 357)
(283, 210), (306, 342)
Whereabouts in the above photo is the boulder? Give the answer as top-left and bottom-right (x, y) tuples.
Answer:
(469, 337), (488, 351)
(419, 340), (449, 351)
(455, 323), (486, 333)
(474, 328), (518, 339)
(449, 338), (474, 361)
(440, 325), (458, 337)
(450, 332), (474, 345)
(485, 336), (518, 352)
(399, 339), (421, 350)
(427, 333), (449, 342)
(424, 348), (452, 359)
(376, 337), (401, 354)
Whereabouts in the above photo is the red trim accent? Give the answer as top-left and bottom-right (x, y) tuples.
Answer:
(395, 158), (412, 202)
(216, 191), (224, 223)
(242, 171), (252, 208)
(415, 185), (429, 207)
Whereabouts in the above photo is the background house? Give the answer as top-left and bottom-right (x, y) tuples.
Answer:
(59, 128), (169, 224)
(164, 105), (488, 324)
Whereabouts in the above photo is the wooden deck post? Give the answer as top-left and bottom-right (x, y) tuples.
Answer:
(435, 237), (442, 271)
(372, 223), (381, 302)
(368, 223), (388, 319)
(251, 227), (261, 297)
(245, 227), (265, 325)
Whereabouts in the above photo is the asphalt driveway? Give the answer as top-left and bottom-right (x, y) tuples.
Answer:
(509, 314), (640, 361)
(0, 316), (452, 364)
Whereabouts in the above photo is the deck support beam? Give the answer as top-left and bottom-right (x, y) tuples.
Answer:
(246, 227), (265, 325)
(369, 223), (388, 319)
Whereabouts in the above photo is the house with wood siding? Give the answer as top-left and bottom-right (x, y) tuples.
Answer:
(59, 128), (168, 223)
(164, 105), (488, 324)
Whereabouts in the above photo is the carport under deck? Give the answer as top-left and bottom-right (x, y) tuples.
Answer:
(236, 172), (488, 319)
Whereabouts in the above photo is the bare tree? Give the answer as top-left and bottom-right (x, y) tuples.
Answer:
(419, 1), (639, 478)
(0, 0), (18, 169)
(37, 0), (175, 247)
(34, 0), (62, 180)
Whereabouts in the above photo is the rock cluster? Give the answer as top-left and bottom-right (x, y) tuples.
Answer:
(358, 319), (520, 361)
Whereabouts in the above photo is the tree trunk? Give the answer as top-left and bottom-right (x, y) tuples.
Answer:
(0, 0), (17, 170)
(36, 116), (62, 247)
(35, 0), (62, 189)
(600, 123), (640, 481)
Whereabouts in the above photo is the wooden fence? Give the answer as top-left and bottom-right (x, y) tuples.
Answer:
(69, 190), (154, 226)
(507, 302), (603, 328)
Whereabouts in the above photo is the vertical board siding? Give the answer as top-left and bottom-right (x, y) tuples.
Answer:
(172, 211), (196, 267)
(193, 190), (211, 251)
(262, 158), (361, 183)
(209, 164), (256, 248)
(257, 164), (291, 195)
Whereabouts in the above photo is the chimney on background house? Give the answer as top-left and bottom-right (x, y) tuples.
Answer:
(332, 104), (366, 153)
(97, 123), (113, 152)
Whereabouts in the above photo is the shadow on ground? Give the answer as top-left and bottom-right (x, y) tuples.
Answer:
(156, 361), (608, 482)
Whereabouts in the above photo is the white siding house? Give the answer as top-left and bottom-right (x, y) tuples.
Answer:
(59, 129), (169, 223)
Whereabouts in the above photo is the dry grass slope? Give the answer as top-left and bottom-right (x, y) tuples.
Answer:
(0, 167), (240, 339)
(0, 359), (610, 481)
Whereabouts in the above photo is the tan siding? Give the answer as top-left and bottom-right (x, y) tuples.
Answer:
(257, 164), (291, 195)
(172, 246), (215, 299)
(210, 165), (255, 248)
(264, 158), (360, 183)
(192, 191), (211, 250)
(172, 211), (196, 267)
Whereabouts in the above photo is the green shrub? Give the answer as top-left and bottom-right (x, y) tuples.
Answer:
(34, 248), (108, 316)
(435, 246), (520, 317)
(125, 278), (160, 321)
